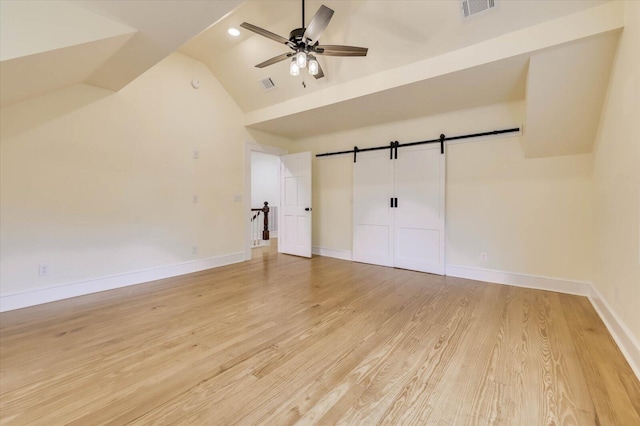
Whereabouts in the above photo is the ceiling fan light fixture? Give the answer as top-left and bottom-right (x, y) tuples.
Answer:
(296, 51), (307, 69)
(308, 57), (319, 76)
(290, 59), (300, 76)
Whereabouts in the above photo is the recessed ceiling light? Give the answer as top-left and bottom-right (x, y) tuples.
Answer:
(228, 28), (240, 37)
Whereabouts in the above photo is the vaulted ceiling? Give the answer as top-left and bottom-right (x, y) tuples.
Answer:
(179, 0), (621, 157)
(180, 0), (610, 113)
(1, 0), (624, 158)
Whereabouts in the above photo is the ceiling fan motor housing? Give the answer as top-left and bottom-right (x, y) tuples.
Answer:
(289, 28), (307, 47)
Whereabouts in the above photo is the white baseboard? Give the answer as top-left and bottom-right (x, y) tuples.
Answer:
(445, 264), (591, 296)
(312, 246), (352, 261)
(588, 285), (640, 379)
(0, 252), (245, 312)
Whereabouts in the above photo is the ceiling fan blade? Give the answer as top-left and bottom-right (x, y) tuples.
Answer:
(313, 62), (325, 79)
(314, 45), (368, 56)
(255, 52), (294, 68)
(303, 5), (334, 44)
(240, 22), (291, 45)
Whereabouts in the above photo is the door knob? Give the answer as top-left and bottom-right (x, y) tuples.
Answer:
(305, 207), (312, 211)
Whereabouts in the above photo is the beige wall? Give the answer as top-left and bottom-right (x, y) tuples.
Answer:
(447, 137), (592, 280)
(592, 0), (640, 340)
(0, 52), (290, 296)
(292, 101), (594, 284)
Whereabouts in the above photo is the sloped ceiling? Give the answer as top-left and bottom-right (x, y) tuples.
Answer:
(0, 0), (135, 106)
(75, 0), (243, 91)
(246, 54), (529, 138)
(1, 0), (625, 159)
(180, 0), (610, 113)
(524, 32), (619, 158)
(181, 0), (622, 158)
(0, 0), (134, 61)
(0, 0), (242, 106)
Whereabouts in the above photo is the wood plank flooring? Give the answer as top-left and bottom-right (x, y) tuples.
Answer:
(1, 244), (639, 425)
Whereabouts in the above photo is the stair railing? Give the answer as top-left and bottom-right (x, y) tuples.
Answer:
(250, 202), (270, 247)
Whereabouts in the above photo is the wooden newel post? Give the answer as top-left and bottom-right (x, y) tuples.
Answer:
(261, 201), (269, 241)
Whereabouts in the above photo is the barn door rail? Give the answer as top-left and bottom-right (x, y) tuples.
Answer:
(315, 127), (520, 163)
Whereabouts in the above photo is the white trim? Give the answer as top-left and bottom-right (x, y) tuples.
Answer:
(244, 142), (288, 262)
(312, 246), (352, 261)
(588, 284), (640, 379)
(0, 252), (245, 312)
(445, 264), (590, 295)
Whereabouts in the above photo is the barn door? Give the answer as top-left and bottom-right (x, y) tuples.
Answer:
(352, 145), (445, 275)
(393, 145), (445, 274)
(353, 150), (395, 267)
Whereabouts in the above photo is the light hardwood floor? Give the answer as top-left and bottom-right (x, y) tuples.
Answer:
(1, 243), (639, 425)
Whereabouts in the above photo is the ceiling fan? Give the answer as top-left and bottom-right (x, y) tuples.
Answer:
(240, 0), (368, 79)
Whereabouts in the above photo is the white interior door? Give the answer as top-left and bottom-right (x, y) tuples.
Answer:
(394, 145), (445, 274)
(353, 151), (395, 267)
(279, 152), (312, 258)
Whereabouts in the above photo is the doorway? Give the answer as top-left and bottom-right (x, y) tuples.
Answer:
(244, 142), (287, 260)
(251, 151), (280, 245)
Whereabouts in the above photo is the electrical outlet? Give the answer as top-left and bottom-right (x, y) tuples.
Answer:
(39, 264), (49, 277)
(193, 195), (199, 204)
(193, 150), (199, 159)
(233, 194), (242, 202)
(192, 246), (198, 255)
(480, 252), (487, 262)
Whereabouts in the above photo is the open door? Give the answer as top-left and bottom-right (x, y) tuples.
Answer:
(279, 152), (312, 258)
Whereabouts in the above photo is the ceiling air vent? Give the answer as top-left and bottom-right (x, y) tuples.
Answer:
(461, 0), (497, 19)
(259, 77), (276, 92)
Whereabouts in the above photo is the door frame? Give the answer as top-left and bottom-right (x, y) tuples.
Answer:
(244, 142), (288, 261)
